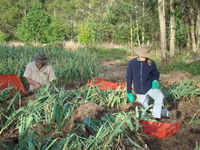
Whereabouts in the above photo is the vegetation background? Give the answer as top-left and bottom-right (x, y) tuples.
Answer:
(1, 0), (200, 63)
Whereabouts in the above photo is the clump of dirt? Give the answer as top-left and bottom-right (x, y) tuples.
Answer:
(160, 71), (192, 87)
(61, 102), (104, 136)
(192, 75), (200, 81)
(100, 60), (127, 82)
(70, 102), (104, 123)
(0, 128), (18, 149)
(119, 102), (144, 112)
(177, 96), (200, 121)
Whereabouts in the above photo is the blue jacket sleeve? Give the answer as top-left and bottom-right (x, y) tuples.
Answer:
(152, 63), (160, 81)
(126, 61), (133, 93)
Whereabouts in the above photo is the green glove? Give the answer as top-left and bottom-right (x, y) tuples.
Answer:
(83, 117), (91, 127)
(128, 93), (135, 103)
(152, 80), (159, 89)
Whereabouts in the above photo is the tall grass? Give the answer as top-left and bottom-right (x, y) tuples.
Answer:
(0, 45), (100, 86)
(159, 61), (200, 76)
(84, 47), (129, 60)
(164, 79), (200, 101)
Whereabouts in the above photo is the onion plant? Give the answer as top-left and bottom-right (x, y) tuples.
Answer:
(0, 45), (100, 86)
(0, 85), (149, 150)
(164, 79), (200, 101)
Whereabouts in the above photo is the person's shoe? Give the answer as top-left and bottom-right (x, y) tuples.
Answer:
(161, 108), (169, 118)
(155, 118), (161, 121)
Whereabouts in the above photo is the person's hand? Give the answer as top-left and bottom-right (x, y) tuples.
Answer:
(34, 82), (41, 89)
(128, 93), (135, 103)
(152, 80), (159, 89)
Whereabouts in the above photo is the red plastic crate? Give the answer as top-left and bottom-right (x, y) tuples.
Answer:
(139, 120), (180, 138)
(0, 74), (26, 94)
(87, 78), (126, 90)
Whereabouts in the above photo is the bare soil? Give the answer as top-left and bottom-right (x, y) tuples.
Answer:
(61, 102), (105, 136)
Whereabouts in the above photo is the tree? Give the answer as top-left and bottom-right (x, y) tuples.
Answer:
(0, 0), (21, 39)
(17, 7), (64, 44)
(158, 0), (167, 62)
(169, 0), (175, 60)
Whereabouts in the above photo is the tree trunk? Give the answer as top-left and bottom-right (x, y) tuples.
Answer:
(191, 18), (197, 52)
(142, 1), (145, 44)
(169, 0), (175, 60)
(187, 29), (191, 50)
(196, 10), (200, 53)
(130, 27), (133, 48)
(158, 0), (167, 63)
(135, 3), (141, 45)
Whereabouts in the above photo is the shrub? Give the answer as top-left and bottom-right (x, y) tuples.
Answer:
(0, 31), (7, 44)
(17, 7), (64, 44)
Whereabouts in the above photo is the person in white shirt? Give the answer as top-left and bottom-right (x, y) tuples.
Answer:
(23, 52), (56, 91)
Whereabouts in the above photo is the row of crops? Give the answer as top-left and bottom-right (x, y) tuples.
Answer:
(0, 86), (150, 150)
(0, 80), (200, 150)
(0, 45), (100, 86)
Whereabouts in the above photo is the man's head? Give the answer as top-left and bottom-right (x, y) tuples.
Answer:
(34, 52), (49, 69)
(133, 45), (152, 58)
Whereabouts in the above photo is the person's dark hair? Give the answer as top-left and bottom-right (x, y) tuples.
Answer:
(147, 58), (155, 65)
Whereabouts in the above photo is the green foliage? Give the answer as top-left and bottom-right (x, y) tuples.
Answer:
(159, 61), (200, 76)
(85, 47), (129, 60)
(45, 21), (64, 43)
(164, 79), (200, 101)
(0, 0), (199, 53)
(174, 4), (188, 48)
(17, 7), (64, 44)
(0, 0), (22, 39)
(0, 31), (7, 44)
(77, 23), (96, 44)
(0, 87), (13, 102)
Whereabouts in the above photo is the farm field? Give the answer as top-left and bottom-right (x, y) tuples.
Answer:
(0, 46), (200, 150)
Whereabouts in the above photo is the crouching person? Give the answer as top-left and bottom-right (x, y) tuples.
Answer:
(126, 45), (168, 120)
(23, 52), (56, 91)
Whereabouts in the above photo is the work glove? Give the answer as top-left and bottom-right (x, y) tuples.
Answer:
(128, 93), (135, 103)
(83, 117), (91, 127)
(152, 80), (159, 89)
(82, 117), (94, 136)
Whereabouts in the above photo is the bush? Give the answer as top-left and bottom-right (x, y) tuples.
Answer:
(77, 23), (97, 44)
(17, 7), (64, 44)
(0, 31), (7, 44)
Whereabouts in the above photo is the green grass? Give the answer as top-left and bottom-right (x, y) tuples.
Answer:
(84, 47), (130, 60)
(159, 61), (200, 76)
(149, 56), (200, 76)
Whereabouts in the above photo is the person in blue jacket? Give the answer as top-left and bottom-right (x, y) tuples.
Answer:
(126, 45), (167, 119)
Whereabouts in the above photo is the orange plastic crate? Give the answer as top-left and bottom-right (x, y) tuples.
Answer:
(0, 74), (26, 94)
(87, 78), (126, 90)
(139, 120), (180, 138)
